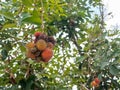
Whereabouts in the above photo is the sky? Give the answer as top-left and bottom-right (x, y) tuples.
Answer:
(103, 0), (120, 29)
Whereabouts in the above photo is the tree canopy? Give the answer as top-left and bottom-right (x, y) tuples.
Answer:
(0, 0), (120, 90)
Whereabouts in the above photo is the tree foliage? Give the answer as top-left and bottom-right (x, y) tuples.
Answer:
(0, 0), (120, 90)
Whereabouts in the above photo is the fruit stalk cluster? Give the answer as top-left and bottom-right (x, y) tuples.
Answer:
(26, 32), (55, 62)
(91, 77), (101, 87)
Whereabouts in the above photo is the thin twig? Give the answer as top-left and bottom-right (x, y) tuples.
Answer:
(40, 0), (44, 31)
(99, 4), (104, 30)
(72, 36), (82, 55)
(80, 84), (89, 90)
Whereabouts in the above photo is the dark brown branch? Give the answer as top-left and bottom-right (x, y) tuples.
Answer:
(72, 36), (82, 56)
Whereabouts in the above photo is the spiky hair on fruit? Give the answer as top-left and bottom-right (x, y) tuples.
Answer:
(41, 48), (53, 62)
(36, 39), (47, 51)
(38, 33), (47, 41)
(48, 36), (56, 45)
(25, 31), (55, 63)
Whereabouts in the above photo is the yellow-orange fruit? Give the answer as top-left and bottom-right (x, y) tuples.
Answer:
(26, 42), (35, 49)
(36, 39), (47, 50)
(26, 50), (35, 59)
(91, 81), (99, 87)
(47, 42), (54, 49)
(41, 48), (53, 62)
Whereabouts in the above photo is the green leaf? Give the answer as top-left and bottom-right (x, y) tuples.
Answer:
(22, 16), (41, 25)
(7, 85), (18, 90)
(19, 79), (26, 89)
(12, 0), (17, 3)
(19, 44), (26, 52)
(32, 9), (39, 17)
(76, 56), (86, 63)
(27, 59), (34, 64)
(98, 73), (102, 80)
(109, 65), (120, 75)
(1, 49), (8, 60)
(26, 75), (36, 90)
(4, 41), (12, 51)
(2, 23), (16, 30)
(22, 0), (33, 7)
(21, 12), (31, 20)
(115, 38), (120, 41)
(100, 62), (108, 69)
(116, 59), (120, 63)
(0, 11), (15, 20)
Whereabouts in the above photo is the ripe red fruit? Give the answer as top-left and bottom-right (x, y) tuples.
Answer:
(94, 78), (100, 84)
(34, 32), (42, 37)
(91, 81), (99, 87)
(41, 48), (53, 62)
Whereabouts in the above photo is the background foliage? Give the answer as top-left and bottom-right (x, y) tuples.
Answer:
(0, 0), (120, 90)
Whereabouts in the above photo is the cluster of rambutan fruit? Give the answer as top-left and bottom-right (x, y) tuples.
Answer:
(91, 77), (101, 87)
(25, 32), (55, 62)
